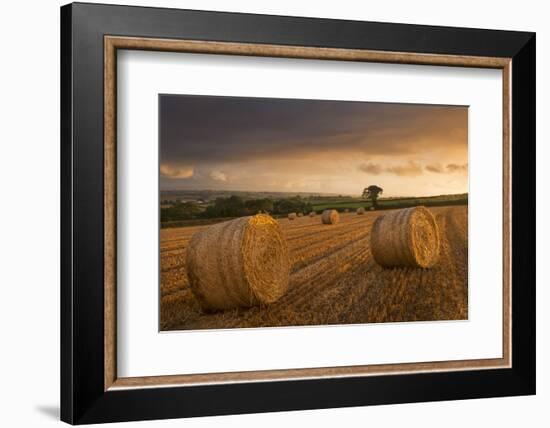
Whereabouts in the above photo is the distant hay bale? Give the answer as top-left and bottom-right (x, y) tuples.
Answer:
(186, 214), (290, 311)
(370, 206), (440, 269)
(297, 212), (303, 217)
(288, 213), (297, 220)
(321, 209), (340, 225)
(344, 208), (350, 213)
(309, 211), (316, 217)
(356, 207), (366, 215)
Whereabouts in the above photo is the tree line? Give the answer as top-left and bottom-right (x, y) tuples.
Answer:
(161, 195), (314, 223)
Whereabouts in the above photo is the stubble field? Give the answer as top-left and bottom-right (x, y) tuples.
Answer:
(160, 205), (468, 331)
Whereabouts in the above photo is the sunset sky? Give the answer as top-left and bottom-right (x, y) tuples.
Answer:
(159, 95), (468, 197)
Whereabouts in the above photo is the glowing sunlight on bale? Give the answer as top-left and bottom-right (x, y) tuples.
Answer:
(370, 206), (440, 268)
(186, 214), (291, 310)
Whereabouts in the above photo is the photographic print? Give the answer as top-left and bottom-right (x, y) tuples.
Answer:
(159, 95), (468, 331)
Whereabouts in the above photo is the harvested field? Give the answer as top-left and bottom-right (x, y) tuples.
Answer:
(160, 205), (468, 331)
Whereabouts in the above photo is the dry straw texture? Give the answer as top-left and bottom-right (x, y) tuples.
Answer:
(370, 206), (440, 268)
(288, 213), (297, 220)
(186, 214), (291, 310)
(357, 207), (366, 215)
(321, 209), (340, 225)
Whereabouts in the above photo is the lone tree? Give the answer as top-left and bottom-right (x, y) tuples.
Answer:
(362, 185), (383, 209)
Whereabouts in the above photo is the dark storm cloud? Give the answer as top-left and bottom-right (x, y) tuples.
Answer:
(159, 94), (468, 166)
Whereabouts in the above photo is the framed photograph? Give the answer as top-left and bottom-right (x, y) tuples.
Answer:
(61, 2), (535, 424)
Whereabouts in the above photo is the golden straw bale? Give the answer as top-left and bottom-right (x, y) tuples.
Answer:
(297, 212), (303, 217)
(186, 214), (290, 310)
(356, 207), (366, 215)
(321, 209), (340, 225)
(344, 208), (350, 213)
(309, 211), (316, 217)
(370, 206), (440, 268)
(288, 212), (297, 220)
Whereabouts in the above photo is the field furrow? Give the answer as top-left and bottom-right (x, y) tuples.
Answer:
(160, 206), (468, 330)
(288, 217), (373, 250)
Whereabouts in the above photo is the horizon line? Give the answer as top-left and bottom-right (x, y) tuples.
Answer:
(159, 188), (468, 199)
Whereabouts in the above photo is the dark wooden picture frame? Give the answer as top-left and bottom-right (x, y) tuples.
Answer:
(61, 2), (535, 424)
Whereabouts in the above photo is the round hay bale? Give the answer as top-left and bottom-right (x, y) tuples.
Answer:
(288, 212), (297, 220)
(370, 206), (440, 268)
(344, 208), (350, 213)
(186, 214), (290, 310)
(321, 209), (340, 225)
(309, 211), (316, 217)
(356, 207), (366, 215)
(297, 212), (303, 217)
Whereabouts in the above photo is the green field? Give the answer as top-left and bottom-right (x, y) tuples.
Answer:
(309, 193), (468, 212)
(160, 192), (468, 228)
